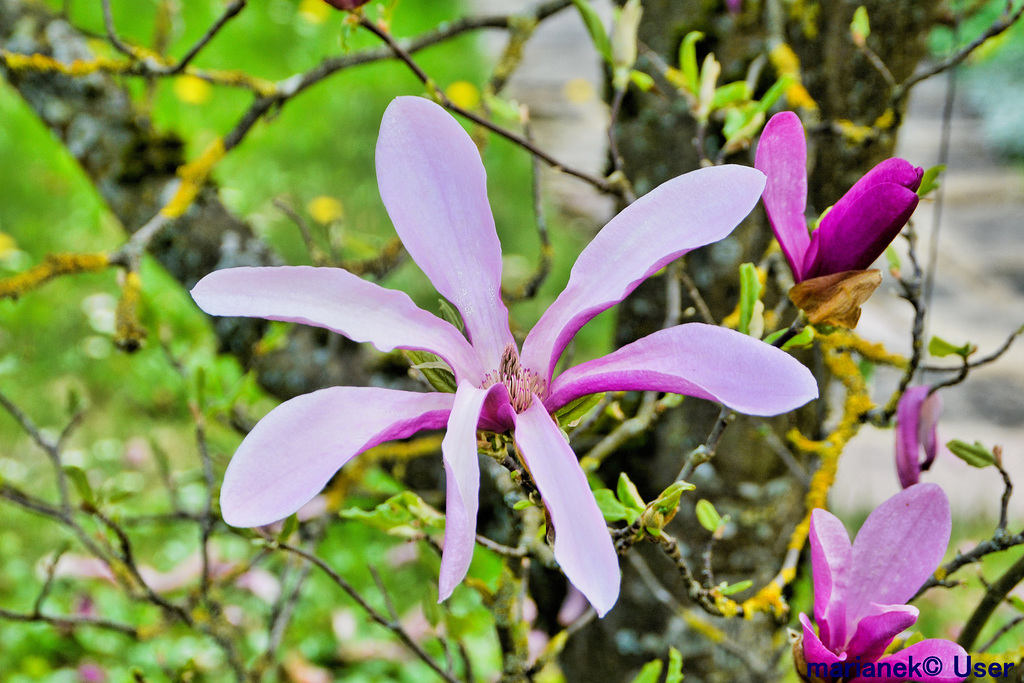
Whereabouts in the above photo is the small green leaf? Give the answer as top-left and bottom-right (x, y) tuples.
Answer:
(62, 465), (94, 505)
(678, 31), (704, 93)
(617, 472), (646, 512)
(696, 53), (721, 122)
(666, 647), (684, 683)
(629, 69), (656, 92)
(572, 0), (613, 64)
(406, 349), (458, 393)
(438, 298), (465, 333)
(719, 580), (753, 596)
(594, 489), (630, 522)
(1009, 595), (1024, 613)
(423, 586), (443, 627)
(738, 263), (763, 336)
(884, 245), (901, 272)
(753, 75), (794, 115)
(711, 81), (752, 110)
(695, 499), (722, 533)
(339, 491), (446, 538)
(277, 513), (299, 542)
(554, 392), (605, 428)
(850, 6), (870, 47)
(928, 335), (975, 359)
(763, 325), (815, 350)
(653, 480), (695, 514)
(917, 164), (945, 197)
(946, 439), (995, 469)
(513, 499), (534, 511)
(630, 659), (664, 683)
(482, 93), (522, 122)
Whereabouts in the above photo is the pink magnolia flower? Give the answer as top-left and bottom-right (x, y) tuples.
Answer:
(323, 0), (371, 10)
(755, 111), (923, 283)
(799, 484), (966, 682)
(191, 96), (819, 616)
(895, 386), (942, 489)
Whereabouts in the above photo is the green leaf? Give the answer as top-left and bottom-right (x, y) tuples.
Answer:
(695, 499), (722, 533)
(763, 325), (815, 350)
(946, 439), (995, 469)
(711, 81), (752, 110)
(630, 659), (664, 683)
(423, 586), (443, 627)
(928, 335), (975, 359)
(406, 349), (458, 393)
(678, 31), (704, 93)
(738, 263), (763, 336)
(437, 298), (465, 333)
(554, 392), (605, 428)
(653, 480), (695, 514)
(512, 499), (534, 511)
(62, 465), (94, 505)
(594, 488), (630, 523)
(850, 6), (870, 47)
(753, 75), (794, 115)
(917, 164), (945, 197)
(572, 0), (613, 64)
(666, 647), (684, 683)
(1010, 595), (1024, 613)
(884, 245), (901, 272)
(719, 580), (753, 596)
(617, 472), (646, 511)
(277, 513), (299, 542)
(339, 491), (446, 538)
(629, 69), (656, 92)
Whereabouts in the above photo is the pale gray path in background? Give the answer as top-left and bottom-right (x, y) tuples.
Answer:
(469, 0), (1024, 517)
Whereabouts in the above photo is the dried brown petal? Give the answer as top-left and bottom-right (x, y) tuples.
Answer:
(789, 269), (882, 328)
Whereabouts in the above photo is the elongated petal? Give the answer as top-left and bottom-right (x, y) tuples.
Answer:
(844, 483), (951, 624)
(376, 97), (514, 370)
(895, 386), (942, 489)
(513, 400), (620, 616)
(803, 183), (920, 278)
(800, 613), (844, 669)
(439, 382), (506, 600)
(220, 387), (453, 527)
(191, 266), (483, 384)
(755, 112), (810, 280)
(844, 603), (919, 663)
(521, 165), (766, 382)
(856, 640), (969, 682)
(544, 323), (818, 416)
(809, 508), (853, 650)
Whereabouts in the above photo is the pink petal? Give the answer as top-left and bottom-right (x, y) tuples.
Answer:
(856, 640), (969, 682)
(895, 386), (942, 489)
(544, 323), (818, 416)
(755, 112), (810, 280)
(438, 382), (505, 601)
(220, 387), (453, 527)
(803, 182), (920, 278)
(809, 508), (853, 650)
(844, 602), (919, 663)
(843, 483), (951, 625)
(521, 165), (766, 382)
(800, 612), (844, 667)
(375, 97), (514, 370)
(513, 400), (620, 616)
(191, 266), (483, 384)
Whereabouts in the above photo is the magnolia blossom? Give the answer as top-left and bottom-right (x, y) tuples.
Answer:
(799, 484), (966, 682)
(323, 0), (371, 10)
(755, 111), (923, 283)
(191, 96), (819, 616)
(895, 386), (943, 489)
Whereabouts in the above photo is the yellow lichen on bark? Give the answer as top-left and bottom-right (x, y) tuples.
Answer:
(0, 252), (109, 299)
(160, 138), (227, 218)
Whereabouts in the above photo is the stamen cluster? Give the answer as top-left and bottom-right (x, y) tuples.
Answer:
(482, 344), (547, 413)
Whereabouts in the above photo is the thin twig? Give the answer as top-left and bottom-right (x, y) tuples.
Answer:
(172, 0), (248, 73)
(100, 0), (133, 56)
(272, 539), (461, 683)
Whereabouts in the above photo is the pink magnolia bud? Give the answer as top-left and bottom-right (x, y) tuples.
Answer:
(323, 0), (371, 9)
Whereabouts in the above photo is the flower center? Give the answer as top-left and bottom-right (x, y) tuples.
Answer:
(481, 344), (547, 413)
